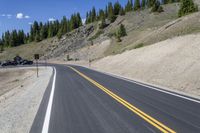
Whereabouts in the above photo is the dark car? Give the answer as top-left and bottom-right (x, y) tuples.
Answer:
(14, 56), (23, 65)
(1, 60), (12, 66)
(1, 60), (18, 66)
(21, 60), (33, 65)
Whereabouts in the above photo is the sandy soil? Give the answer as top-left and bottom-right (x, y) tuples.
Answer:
(93, 34), (200, 98)
(0, 67), (52, 133)
(0, 68), (34, 96)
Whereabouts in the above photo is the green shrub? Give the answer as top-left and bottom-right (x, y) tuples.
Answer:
(134, 43), (144, 49)
(151, 1), (164, 13)
(178, 0), (198, 17)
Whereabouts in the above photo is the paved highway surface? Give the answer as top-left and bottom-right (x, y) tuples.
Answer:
(30, 64), (200, 133)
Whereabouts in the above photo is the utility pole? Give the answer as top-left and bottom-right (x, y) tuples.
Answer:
(45, 56), (47, 69)
(34, 54), (40, 78)
(88, 41), (93, 67)
(36, 59), (38, 77)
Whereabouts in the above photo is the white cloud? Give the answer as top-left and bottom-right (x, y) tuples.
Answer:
(25, 15), (30, 19)
(1, 14), (12, 18)
(7, 14), (12, 19)
(28, 22), (33, 25)
(16, 13), (23, 19)
(16, 13), (30, 19)
(48, 18), (56, 22)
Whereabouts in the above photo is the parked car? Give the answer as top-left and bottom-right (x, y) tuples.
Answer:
(1, 60), (13, 66)
(21, 60), (33, 65)
(1, 56), (33, 67)
(14, 56), (23, 65)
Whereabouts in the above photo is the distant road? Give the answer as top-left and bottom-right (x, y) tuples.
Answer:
(30, 64), (200, 133)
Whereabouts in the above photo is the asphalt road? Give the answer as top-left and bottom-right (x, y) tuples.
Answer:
(30, 64), (200, 133)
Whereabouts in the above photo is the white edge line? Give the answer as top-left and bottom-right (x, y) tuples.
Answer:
(42, 67), (56, 133)
(73, 65), (200, 104)
(101, 71), (200, 104)
(97, 70), (200, 104)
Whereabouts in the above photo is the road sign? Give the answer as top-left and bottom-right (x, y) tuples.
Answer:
(34, 54), (39, 60)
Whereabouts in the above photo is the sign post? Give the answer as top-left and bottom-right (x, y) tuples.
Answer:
(34, 54), (39, 77)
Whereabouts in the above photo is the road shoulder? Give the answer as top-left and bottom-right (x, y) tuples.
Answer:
(0, 67), (53, 133)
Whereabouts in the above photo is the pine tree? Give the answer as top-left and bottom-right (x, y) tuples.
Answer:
(86, 12), (89, 24)
(29, 26), (34, 42)
(116, 24), (127, 41)
(134, 0), (141, 10)
(141, 0), (146, 9)
(91, 7), (97, 22)
(18, 30), (25, 45)
(148, 0), (156, 7)
(77, 12), (83, 27)
(25, 33), (29, 44)
(119, 24), (127, 37)
(105, 6), (108, 18)
(146, 0), (151, 8)
(119, 7), (126, 15)
(114, 1), (121, 15)
(99, 9), (105, 20)
(162, 0), (169, 4)
(116, 32), (122, 42)
(40, 25), (47, 40)
(0, 39), (4, 52)
(178, 0), (198, 17)
(33, 21), (39, 39)
(35, 31), (41, 42)
(125, 0), (133, 12)
(4, 31), (10, 46)
(151, 0), (164, 12)
(57, 28), (63, 39)
(9, 30), (18, 46)
(99, 15), (106, 29)
(61, 16), (68, 34)
(54, 20), (60, 34)
(108, 2), (116, 22)
(168, 0), (175, 3)
(48, 22), (54, 38)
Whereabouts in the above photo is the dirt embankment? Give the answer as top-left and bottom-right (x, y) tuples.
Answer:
(0, 67), (52, 133)
(93, 34), (200, 98)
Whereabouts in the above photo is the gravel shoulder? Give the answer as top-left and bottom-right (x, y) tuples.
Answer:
(0, 67), (52, 133)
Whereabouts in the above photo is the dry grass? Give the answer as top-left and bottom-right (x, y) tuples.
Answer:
(0, 38), (54, 61)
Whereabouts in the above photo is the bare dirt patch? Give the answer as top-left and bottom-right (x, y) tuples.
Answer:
(0, 68), (35, 97)
(93, 34), (200, 98)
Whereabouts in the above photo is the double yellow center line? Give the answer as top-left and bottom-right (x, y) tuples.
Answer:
(69, 66), (176, 133)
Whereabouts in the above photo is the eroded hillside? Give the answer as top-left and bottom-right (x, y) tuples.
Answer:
(1, 3), (200, 62)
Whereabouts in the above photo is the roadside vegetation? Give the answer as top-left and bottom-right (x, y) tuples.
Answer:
(178, 0), (198, 17)
(134, 43), (145, 49)
(1, 0), (200, 61)
(115, 24), (127, 42)
(0, 13), (82, 48)
(0, 0), (183, 50)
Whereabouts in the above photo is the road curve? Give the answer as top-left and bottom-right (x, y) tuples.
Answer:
(30, 64), (200, 133)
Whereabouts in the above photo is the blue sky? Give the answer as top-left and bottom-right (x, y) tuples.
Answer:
(0, 0), (127, 35)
